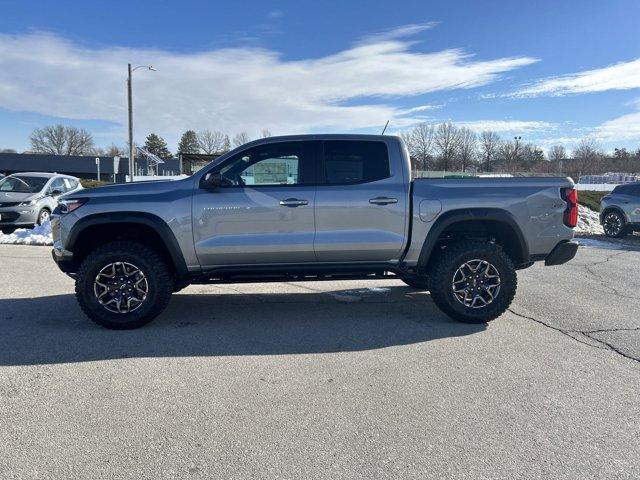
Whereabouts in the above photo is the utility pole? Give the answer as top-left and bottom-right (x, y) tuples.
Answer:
(127, 63), (155, 182)
(127, 63), (134, 182)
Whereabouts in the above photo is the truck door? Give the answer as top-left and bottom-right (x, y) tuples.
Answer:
(192, 141), (318, 266)
(628, 184), (640, 223)
(314, 139), (409, 262)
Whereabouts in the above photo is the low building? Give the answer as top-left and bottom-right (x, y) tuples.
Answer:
(0, 153), (182, 182)
(178, 153), (223, 175)
(579, 172), (638, 184)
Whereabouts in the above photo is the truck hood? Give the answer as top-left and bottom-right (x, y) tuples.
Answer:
(64, 176), (195, 200)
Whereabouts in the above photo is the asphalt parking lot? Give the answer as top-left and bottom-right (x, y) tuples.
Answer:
(1, 243), (639, 479)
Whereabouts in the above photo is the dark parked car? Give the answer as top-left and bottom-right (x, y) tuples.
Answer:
(600, 182), (640, 237)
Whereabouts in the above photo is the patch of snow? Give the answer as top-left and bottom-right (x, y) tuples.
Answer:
(575, 204), (604, 235)
(576, 237), (640, 251)
(0, 220), (53, 246)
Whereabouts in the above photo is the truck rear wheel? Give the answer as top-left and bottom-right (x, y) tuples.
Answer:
(75, 241), (174, 329)
(428, 241), (517, 324)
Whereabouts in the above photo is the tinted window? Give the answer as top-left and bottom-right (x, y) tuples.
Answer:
(614, 184), (640, 195)
(323, 141), (389, 184)
(49, 178), (66, 193)
(219, 142), (313, 186)
(63, 178), (78, 191)
(0, 176), (48, 193)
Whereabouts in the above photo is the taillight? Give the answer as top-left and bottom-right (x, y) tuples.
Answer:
(561, 188), (578, 228)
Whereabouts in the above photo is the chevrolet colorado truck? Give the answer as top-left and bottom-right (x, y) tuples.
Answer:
(51, 134), (579, 329)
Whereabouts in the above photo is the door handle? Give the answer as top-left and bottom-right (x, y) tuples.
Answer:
(279, 198), (309, 207)
(369, 196), (398, 205)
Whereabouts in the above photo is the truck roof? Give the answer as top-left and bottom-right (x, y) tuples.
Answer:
(238, 134), (399, 150)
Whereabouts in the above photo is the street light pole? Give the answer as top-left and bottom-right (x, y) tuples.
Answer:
(126, 63), (155, 182)
(127, 63), (134, 182)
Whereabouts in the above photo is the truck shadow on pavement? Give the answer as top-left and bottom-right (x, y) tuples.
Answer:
(0, 286), (486, 366)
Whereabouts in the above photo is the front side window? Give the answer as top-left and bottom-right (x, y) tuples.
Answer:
(0, 176), (48, 193)
(219, 142), (312, 186)
(322, 141), (390, 184)
(62, 178), (78, 191)
(49, 178), (66, 193)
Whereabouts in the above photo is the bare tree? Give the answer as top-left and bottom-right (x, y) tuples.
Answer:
(233, 132), (251, 148)
(571, 138), (602, 178)
(479, 131), (500, 172)
(498, 139), (520, 173)
(456, 127), (477, 172)
(407, 123), (435, 171)
(261, 129), (272, 138)
(197, 130), (226, 155)
(433, 122), (461, 171)
(548, 145), (566, 163)
(29, 125), (94, 155)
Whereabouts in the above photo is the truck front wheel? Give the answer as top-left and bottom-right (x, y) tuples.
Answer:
(75, 240), (174, 329)
(428, 241), (517, 324)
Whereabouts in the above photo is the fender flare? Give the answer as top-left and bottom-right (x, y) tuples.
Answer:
(416, 208), (529, 271)
(67, 212), (188, 275)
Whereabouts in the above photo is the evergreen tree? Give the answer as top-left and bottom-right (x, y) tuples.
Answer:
(143, 133), (173, 159)
(221, 135), (231, 153)
(177, 130), (200, 155)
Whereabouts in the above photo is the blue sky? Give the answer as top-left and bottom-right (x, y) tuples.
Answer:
(1, 0), (640, 153)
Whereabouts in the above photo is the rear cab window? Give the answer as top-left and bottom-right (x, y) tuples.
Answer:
(322, 141), (390, 185)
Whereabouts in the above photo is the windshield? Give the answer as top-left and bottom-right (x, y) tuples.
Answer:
(0, 176), (49, 193)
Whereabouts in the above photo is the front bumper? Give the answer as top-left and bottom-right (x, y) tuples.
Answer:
(545, 240), (579, 266)
(0, 207), (38, 226)
(52, 241), (76, 273)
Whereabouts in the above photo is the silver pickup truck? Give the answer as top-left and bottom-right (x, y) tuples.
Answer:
(51, 134), (578, 329)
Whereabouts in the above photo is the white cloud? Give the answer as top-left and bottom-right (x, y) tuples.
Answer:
(267, 10), (284, 20)
(596, 111), (640, 141)
(0, 31), (537, 147)
(512, 58), (640, 97)
(359, 22), (438, 43)
(456, 120), (555, 133)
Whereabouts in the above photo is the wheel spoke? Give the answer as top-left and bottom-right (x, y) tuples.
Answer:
(94, 261), (149, 314)
(452, 258), (501, 309)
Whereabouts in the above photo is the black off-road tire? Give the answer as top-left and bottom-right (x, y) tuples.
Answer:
(401, 275), (430, 290)
(75, 241), (174, 329)
(428, 241), (517, 324)
(173, 278), (191, 293)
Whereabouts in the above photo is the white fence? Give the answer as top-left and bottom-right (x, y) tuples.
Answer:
(126, 175), (187, 182)
(575, 183), (618, 192)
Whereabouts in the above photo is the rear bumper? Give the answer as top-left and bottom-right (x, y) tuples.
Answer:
(545, 240), (579, 266)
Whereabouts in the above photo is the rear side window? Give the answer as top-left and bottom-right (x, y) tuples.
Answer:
(614, 184), (639, 195)
(322, 141), (390, 184)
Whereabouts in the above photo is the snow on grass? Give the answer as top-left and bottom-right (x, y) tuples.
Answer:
(0, 220), (53, 246)
(575, 204), (604, 235)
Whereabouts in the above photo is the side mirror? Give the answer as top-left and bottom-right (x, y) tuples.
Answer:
(201, 172), (225, 190)
(50, 189), (64, 196)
